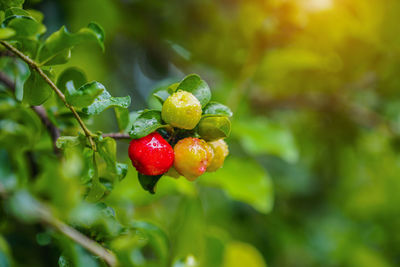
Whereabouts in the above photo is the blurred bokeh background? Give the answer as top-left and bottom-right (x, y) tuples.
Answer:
(5, 0), (400, 266)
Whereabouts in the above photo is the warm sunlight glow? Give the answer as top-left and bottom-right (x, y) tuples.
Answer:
(301, 0), (333, 12)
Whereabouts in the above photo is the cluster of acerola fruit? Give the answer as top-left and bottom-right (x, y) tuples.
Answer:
(128, 74), (232, 193)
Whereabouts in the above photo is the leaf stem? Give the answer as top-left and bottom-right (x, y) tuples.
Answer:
(0, 41), (96, 150)
(46, 215), (117, 267)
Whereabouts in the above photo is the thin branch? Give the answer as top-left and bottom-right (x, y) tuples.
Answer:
(0, 50), (15, 58)
(43, 215), (117, 267)
(0, 71), (61, 154)
(102, 132), (130, 140)
(0, 39), (117, 267)
(0, 183), (117, 267)
(0, 41), (96, 151)
(32, 106), (61, 155)
(0, 183), (7, 198)
(0, 71), (15, 89)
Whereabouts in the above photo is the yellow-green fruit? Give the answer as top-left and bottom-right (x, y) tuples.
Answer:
(161, 91), (202, 129)
(207, 139), (229, 172)
(165, 166), (181, 179)
(174, 137), (214, 181)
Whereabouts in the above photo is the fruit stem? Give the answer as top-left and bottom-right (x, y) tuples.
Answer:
(102, 132), (130, 139)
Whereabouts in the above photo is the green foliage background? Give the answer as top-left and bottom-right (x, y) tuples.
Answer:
(1, 0), (400, 266)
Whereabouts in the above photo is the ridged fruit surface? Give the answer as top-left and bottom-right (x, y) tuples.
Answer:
(207, 139), (229, 172)
(128, 132), (174, 176)
(173, 137), (214, 181)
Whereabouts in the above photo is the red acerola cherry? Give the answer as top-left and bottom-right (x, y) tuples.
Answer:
(128, 132), (174, 176)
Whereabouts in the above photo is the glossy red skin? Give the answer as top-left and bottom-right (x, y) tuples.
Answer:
(128, 132), (174, 176)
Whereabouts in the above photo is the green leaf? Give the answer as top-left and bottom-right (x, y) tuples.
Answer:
(86, 22), (104, 45)
(129, 110), (163, 139)
(202, 101), (233, 117)
(152, 83), (178, 103)
(86, 154), (105, 203)
(7, 190), (42, 223)
(138, 173), (163, 194)
(0, 236), (12, 267)
(148, 82), (179, 110)
(114, 107), (129, 132)
(58, 245), (100, 267)
(38, 22), (105, 65)
(0, 27), (14, 39)
(131, 221), (170, 264)
(204, 232), (226, 267)
(82, 89), (131, 115)
(97, 137), (117, 172)
(43, 48), (71, 66)
(36, 232), (51, 246)
(153, 89), (171, 104)
(173, 256), (200, 267)
(110, 220), (170, 266)
(170, 198), (205, 260)
(4, 7), (29, 17)
(66, 82), (104, 108)
(56, 67), (87, 94)
(0, 150), (16, 191)
(9, 37), (40, 58)
(177, 74), (211, 107)
(97, 137), (128, 181)
(0, 56), (29, 100)
(56, 136), (82, 149)
(80, 148), (95, 184)
(0, 104), (41, 149)
(201, 157), (274, 214)
(86, 177), (106, 202)
(116, 163), (128, 181)
(232, 117), (298, 163)
(23, 70), (52, 105)
(26, 9), (44, 23)
(114, 108), (142, 133)
(223, 241), (267, 267)
(34, 156), (83, 211)
(0, 0), (24, 10)
(58, 255), (70, 267)
(13, 58), (29, 101)
(1, 15), (45, 37)
(70, 202), (123, 239)
(197, 116), (231, 141)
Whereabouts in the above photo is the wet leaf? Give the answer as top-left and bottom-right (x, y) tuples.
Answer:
(202, 101), (233, 117)
(129, 110), (163, 139)
(138, 173), (163, 194)
(38, 22), (104, 65)
(23, 70), (52, 105)
(198, 116), (231, 141)
(177, 74), (211, 107)
(82, 89), (130, 115)
(66, 82), (105, 108)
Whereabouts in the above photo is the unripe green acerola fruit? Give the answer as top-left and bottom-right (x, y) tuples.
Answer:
(162, 91), (202, 130)
(173, 137), (214, 181)
(207, 139), (229, 172)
